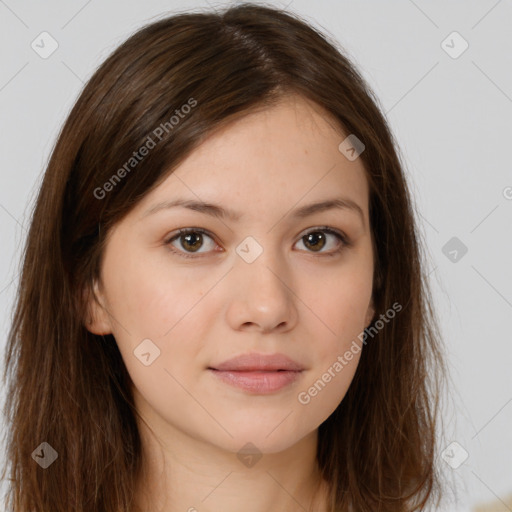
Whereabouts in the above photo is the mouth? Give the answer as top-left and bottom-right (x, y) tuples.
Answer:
(207, 368), (303, 394)
(207, 352), (305, 394)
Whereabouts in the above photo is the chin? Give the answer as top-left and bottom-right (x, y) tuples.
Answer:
(206, 422), (313, 456)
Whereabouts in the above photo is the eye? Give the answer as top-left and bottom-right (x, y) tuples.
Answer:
(164, 226), (350, 259)
(295, 227), (350, 256)
(165, 228), (218, 258)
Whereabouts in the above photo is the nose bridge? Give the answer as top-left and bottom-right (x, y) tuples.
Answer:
(236, 235), (290, 296)
(226, 234), (298, 331)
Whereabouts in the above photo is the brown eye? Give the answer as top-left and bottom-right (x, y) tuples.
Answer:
(180, 232), (203, 252)
(295, 227), (349, 255)
(165, 228), (217, 257)
(302, 231), (327, 252)
(165, 226), (349, 260)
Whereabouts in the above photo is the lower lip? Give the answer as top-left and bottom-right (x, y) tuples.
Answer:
(209, 369), (303, 393)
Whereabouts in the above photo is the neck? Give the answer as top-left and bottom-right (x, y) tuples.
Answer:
(133, 414), (329, 512)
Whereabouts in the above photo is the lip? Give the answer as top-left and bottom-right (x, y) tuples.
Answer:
(208, 353), (305, 394)
(209, 353), (304, 372)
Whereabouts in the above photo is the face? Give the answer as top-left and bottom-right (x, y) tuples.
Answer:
(86, 94), (375, 455)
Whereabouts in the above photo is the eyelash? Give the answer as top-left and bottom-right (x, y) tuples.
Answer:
(164, 226), (351, 259)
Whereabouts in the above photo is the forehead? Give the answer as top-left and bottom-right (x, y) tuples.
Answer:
(134, 95), (370, 224)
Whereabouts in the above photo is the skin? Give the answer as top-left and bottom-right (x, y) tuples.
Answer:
(86, 94), (375, 512)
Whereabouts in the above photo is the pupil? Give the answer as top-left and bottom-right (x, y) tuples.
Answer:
(305, 232), (325, 252)
(183, 233), (202, 252)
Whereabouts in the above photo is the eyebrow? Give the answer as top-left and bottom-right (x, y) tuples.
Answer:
(141, 197), (365, 223)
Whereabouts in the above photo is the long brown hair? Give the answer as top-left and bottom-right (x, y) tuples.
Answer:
(1, 3), (448, 511)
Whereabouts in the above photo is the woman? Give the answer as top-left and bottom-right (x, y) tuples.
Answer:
(1, 3), (448, 511)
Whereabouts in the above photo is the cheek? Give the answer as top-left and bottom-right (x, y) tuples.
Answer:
(296, 348), (361, 423)
(302, 271), (372, 344)
(109, 284), (207, 423)
(297, 264), (371, 401)
(105, 251), (210, 342)
(105, 264), (215, 377)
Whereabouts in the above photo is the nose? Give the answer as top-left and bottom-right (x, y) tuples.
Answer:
(225, 247), (298, 334)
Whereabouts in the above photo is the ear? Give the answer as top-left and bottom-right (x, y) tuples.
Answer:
(364, 297), (375, 328)
(83, 279), (112, 335)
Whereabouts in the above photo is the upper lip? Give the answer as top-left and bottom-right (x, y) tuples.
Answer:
(209, 353), (304, 372)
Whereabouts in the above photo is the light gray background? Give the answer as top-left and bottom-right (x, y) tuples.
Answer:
(1, 1), (511, 511)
